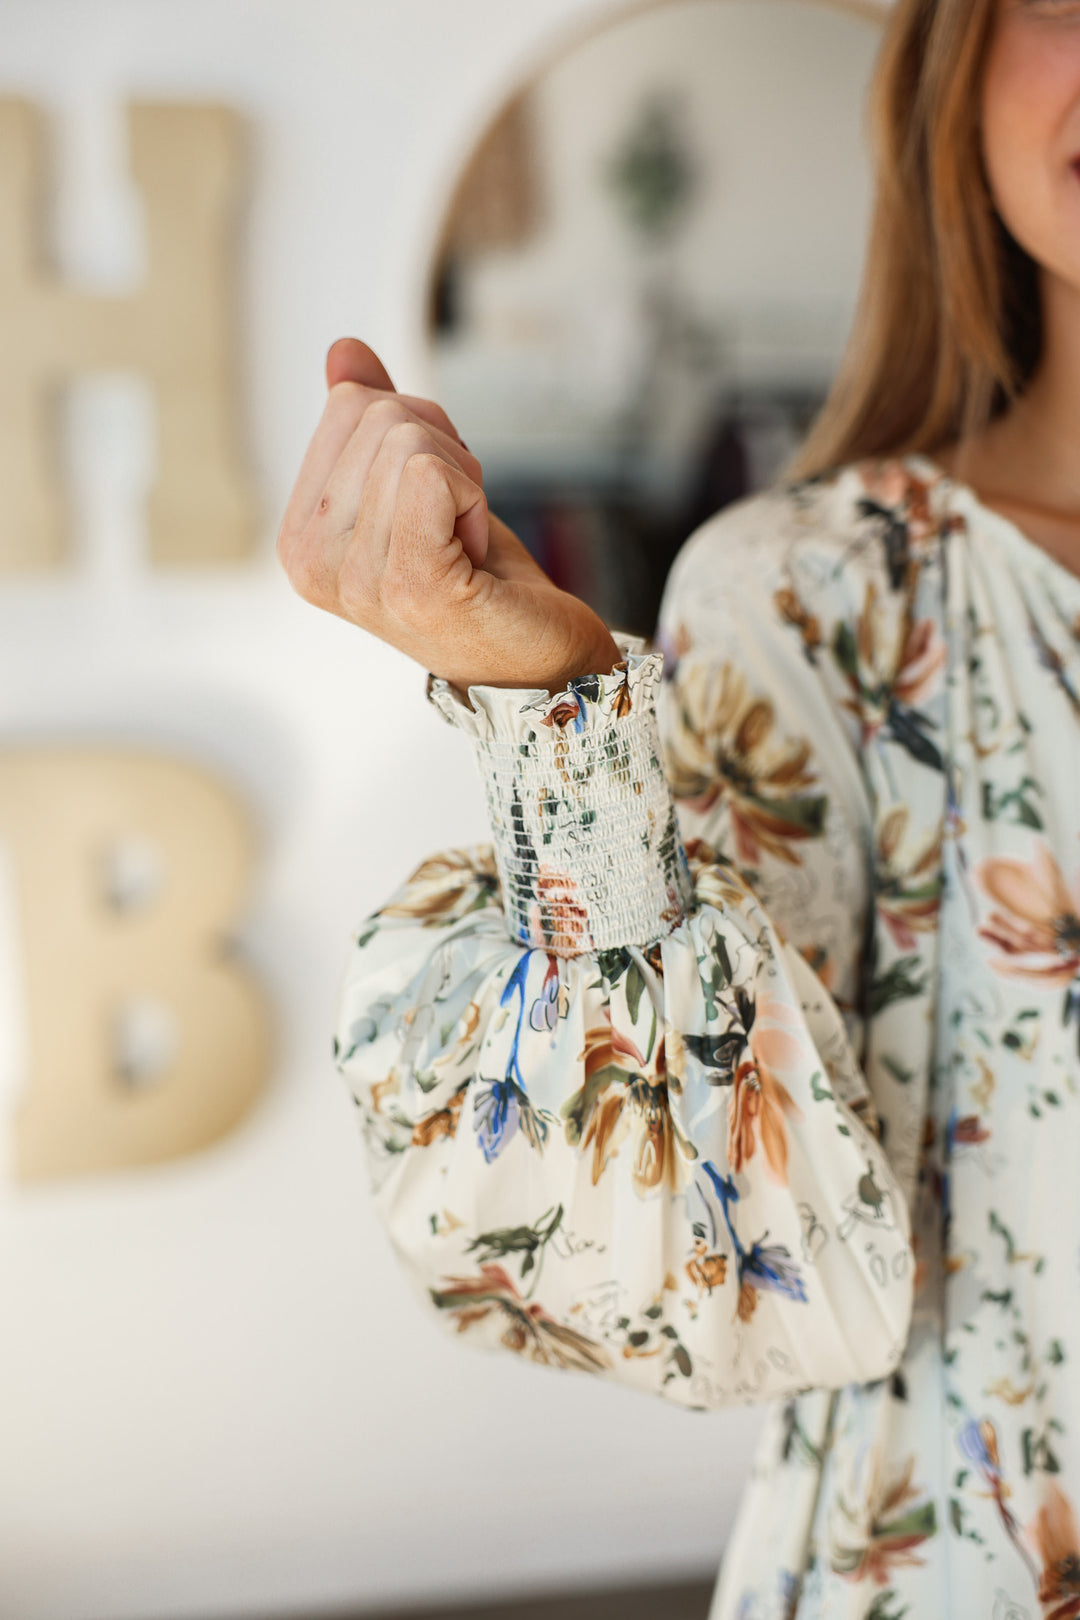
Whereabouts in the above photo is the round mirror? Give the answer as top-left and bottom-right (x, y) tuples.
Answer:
(426, 0), (885, 634)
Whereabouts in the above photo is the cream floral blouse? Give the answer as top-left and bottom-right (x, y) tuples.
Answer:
(334, 454), (1080, 1620)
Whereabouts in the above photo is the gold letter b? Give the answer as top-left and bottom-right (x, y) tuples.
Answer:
(0, 751), (269, 1182)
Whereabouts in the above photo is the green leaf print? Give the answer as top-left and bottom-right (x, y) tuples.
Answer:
(865, 1595), (910, 1620)
(869, 955), (928, 1014)
(625, 959), (646, 1024)
(1021, 1424), (1062, 1475)
(595, 946), (632, 986)
(988, 1209), (1042, 1272)
(882, 1500), (939, 1543)
(886, 702), (945, 771)
(981, 776), (1044, 829)
(695, 938), (735, 1022)
(881, 1054), (916, 1085)
(1001, 1007), (1040, 1056)
(613, 1313), (694, 1387)
(948, 1496), (985, 1546)
(810, 1070), (834, 1102)
(779, 1401), (825, 1467)
(832, 620), (859, 679)
(465, 1204), (564, 1291)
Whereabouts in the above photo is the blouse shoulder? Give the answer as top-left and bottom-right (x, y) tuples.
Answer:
(659, 456), (949, 670)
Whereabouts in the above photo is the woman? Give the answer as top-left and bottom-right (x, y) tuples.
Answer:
(277, 0), (1080, 1613)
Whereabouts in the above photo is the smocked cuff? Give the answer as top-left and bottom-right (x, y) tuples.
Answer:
(427, 640), (693, 957)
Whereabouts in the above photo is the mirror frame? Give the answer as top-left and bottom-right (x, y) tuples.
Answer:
(408, 0), (889, 382)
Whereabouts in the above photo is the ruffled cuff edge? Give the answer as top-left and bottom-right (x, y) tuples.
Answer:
(426, 633), (661, 743)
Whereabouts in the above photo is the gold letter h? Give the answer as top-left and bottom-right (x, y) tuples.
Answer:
(0, 98), (256, 569)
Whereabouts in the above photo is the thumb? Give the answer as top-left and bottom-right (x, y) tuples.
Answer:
(325, 336), (396, 393)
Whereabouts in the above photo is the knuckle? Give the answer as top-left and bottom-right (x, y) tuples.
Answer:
(403, 448), (447, 483)
(363, 395), (410, 435)
(327, 379), (363, 403)
(418, 396), (454, 433)
(381, 418), (429, 456)
(288, 524), (338, 607)
(325, 379), (368, 421)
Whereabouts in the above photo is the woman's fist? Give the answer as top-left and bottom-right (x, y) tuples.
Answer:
(276, 338), (621, 693)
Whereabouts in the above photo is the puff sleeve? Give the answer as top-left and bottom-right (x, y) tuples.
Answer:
(334, 492), (919, 1410)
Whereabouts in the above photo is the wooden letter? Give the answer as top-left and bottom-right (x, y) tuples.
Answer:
(0, 750), (268, 1181)
(0, 98), (256, 569)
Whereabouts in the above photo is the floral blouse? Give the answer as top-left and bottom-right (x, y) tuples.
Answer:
(334, 454), (1080, 1620)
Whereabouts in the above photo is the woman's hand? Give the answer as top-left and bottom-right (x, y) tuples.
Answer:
(277, 338), (622, 693)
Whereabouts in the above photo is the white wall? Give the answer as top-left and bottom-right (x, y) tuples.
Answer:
(435, 0), (882, 481)
(0, 5), (879, 1618)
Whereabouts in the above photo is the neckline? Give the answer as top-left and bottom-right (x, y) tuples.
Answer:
(902, 451), (1080, 601)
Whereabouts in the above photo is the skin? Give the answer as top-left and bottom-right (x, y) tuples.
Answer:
(276, 338), (620, 693)
(941, 0), (1080, 577)
(281, 0), (1080, 677)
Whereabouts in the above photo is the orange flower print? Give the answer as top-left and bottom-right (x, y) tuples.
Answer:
(542, 697), (582, 730)
(835, 579), (947, 764)
(529, 865), (591, 956)
(564, 1011), (696, 1196)
(893, 612), (948, 711)
(664, 660), (827, 867)
(774, 583), (822, 660)
(381, 848), (499, 926)
(411, 1082), (468, 1147)
(854, 581), (944, 718)
(1030, 1479), (1080, 1620)
(430, 1263), (612, 1374)
(684, 840), (756, 910)
(726, 985), (805, 1184)
(611, 666), (634, 719)
(829, 1451), (938, 1585)
(875, 804), (943, 950)
(974, 841), (1080, 988)
(685, 1236), (728, 1296)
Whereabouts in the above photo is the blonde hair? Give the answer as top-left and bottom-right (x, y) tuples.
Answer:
(789, 0), (1042, 482)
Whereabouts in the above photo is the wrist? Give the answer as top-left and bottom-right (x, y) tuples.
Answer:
(436, 633), (622, 703)
(539, 630), (622, 696)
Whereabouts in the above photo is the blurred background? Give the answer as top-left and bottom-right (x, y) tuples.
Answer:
(0, 2), (883, 1616)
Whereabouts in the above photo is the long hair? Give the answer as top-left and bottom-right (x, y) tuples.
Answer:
(788, 0), (1042, 482)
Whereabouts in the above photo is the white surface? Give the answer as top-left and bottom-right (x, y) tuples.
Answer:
(0, 4), (880, 1616)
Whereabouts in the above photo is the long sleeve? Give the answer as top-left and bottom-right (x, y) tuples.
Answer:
(334, 492), (921, 1411)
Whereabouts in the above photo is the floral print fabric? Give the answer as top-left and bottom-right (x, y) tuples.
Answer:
(427, 643), (694, 955)
(336, 751), (913, 1404)
(335, 454), (1080, 1618)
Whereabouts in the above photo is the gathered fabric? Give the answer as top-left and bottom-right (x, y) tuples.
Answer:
(427, 640), (694, 956)
(335, 455), (1080, 1619)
